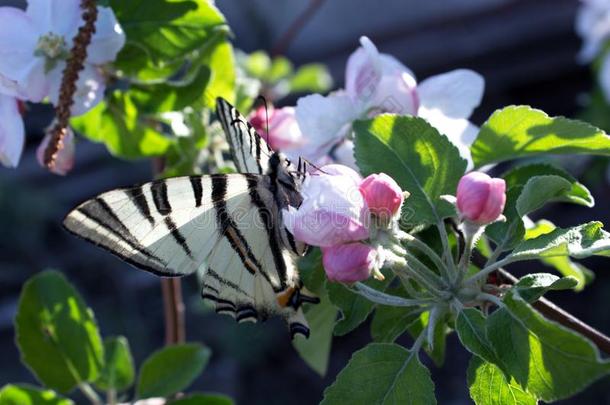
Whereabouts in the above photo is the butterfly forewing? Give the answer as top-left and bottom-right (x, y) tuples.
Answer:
(64, 98), (316, 339)
(216, 97), (273, 174)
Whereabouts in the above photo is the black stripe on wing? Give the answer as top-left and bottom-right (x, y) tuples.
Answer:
(211, 175), (273, 282)
(125, 186), (154, 226)
(246, 176), (289, 289)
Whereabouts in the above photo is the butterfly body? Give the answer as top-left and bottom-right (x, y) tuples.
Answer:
(63, 98), (318, 338)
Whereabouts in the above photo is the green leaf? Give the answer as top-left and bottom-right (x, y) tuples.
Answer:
(321, 343), (436, 405)
(510, 221), (610, 261)
(406, 311), (447, 367)
(111, 0), (228, 81)
(129, 66), (211, 113)
(486, 175), (571, 251)
(168, 393), (234, 405)
(525, 220), (593, 291)
(502, 162), (594, 207)
(293, 292), (336, 376)
(0, 384), (73, 405)
(244, 51), (271, 79)
(15, 271), (104, 393)
(95, 336), (135, 392)
(289, 64), (333, 93)
(456, 308), (499, 366)
(201, 40), (236, 107)
(487, 294), (610, 402)
(471, 105), (610, 167)
(513, 273), (577, 302)
(136, 343), (211, 399)
(371, 286), (421, 343)
(515, 175), (572, 215)
(467, 357), (537, 405)
(71, 91), (174, 159)
(327, 274), (391, 336)
(354, 114), (467, 226)
(267, 57), (294, 83)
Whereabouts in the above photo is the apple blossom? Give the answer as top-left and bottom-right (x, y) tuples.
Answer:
(0, 0), (125, 115)
(36, 127), (75, 176)
(456, 171), (506, 225)
(322, 242), (378, 283)
(0, 94), (25, 168)
(576, 0), (610, 101)
(295, 36), (484, 168)
(283, 164), (369, 247)
(359, 173), (404, 221)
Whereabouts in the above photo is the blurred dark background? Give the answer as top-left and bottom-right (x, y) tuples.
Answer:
(2, 0), (610, 403)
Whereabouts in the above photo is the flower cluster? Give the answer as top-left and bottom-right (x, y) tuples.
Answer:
(0, 0), (125, 172)
(250, 36), (484, 170)
(284, 164), (405, 283)
(576, 0), (610, 101)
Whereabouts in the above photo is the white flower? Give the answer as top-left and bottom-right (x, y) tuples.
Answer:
(0, 94), (25, 168)
(294, 36), (484, 169)
(576, 0), (610, 62)
(0, 0), (125, 115)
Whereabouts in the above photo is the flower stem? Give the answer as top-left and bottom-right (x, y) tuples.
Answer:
(353, 282), (434, 307)
(398, 231), (449, 277)
(386, 249), (447, 297)
(436, 220), (458, 281)
(477, 292), (505, 308)
(465, 256), (514, 285)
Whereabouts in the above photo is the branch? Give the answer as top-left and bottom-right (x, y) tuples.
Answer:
(471, 250), (610, 355)
(44, 0), (97, 169)
(271, 0), (327, 56)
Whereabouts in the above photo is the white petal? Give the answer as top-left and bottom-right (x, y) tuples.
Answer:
(345, 36), (417, 113)
(26, 0), (81, 37)
(419, 107), (476, 169)
(599, 53), (610, 104)
(49, 64), (105, 116)
(418, 69), (484, 119)
(88, 7), (126, 65)
(295, 92), (357, 159)
(576, 1), (610, 62)
(331, 140), (358, 171)
(0, 94), (25, 168)
(0, 7), (43, 99)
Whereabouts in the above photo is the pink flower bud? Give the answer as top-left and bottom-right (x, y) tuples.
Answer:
(283, 164), (369, 247)
(456, 171), (506, 225)
(322, 242), (377, 283)
(359, 173), (404, 220)
(249, 105), (304, 151)
(36, 128), (75, 176)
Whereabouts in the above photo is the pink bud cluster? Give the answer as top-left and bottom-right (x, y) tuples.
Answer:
(456, 171), (506, 225)
(284, 165), (404, 283)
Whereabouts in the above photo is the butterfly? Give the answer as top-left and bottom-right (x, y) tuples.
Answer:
(63, 97), (319, 339)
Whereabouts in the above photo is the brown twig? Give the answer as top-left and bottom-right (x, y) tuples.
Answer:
(43, 0), (97, 169)
(471, 250), (610, 355)
(152, 157), (186, 345)
(270, 0), (327, 56)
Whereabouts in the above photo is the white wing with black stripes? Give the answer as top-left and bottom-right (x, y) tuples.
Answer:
(63, 174), (315, 338)
(216, 97), (275, 174)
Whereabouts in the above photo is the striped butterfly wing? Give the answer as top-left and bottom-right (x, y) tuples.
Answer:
(216, 97), (274, 174)
(63, 174), (311, 338)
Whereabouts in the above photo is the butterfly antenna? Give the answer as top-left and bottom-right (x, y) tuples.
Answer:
(256, 95), (271, 144)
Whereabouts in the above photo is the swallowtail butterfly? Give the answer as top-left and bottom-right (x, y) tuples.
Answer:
(63, 98), (319, 339)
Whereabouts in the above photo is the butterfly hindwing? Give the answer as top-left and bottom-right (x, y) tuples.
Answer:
(63, 173), (312, 337)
